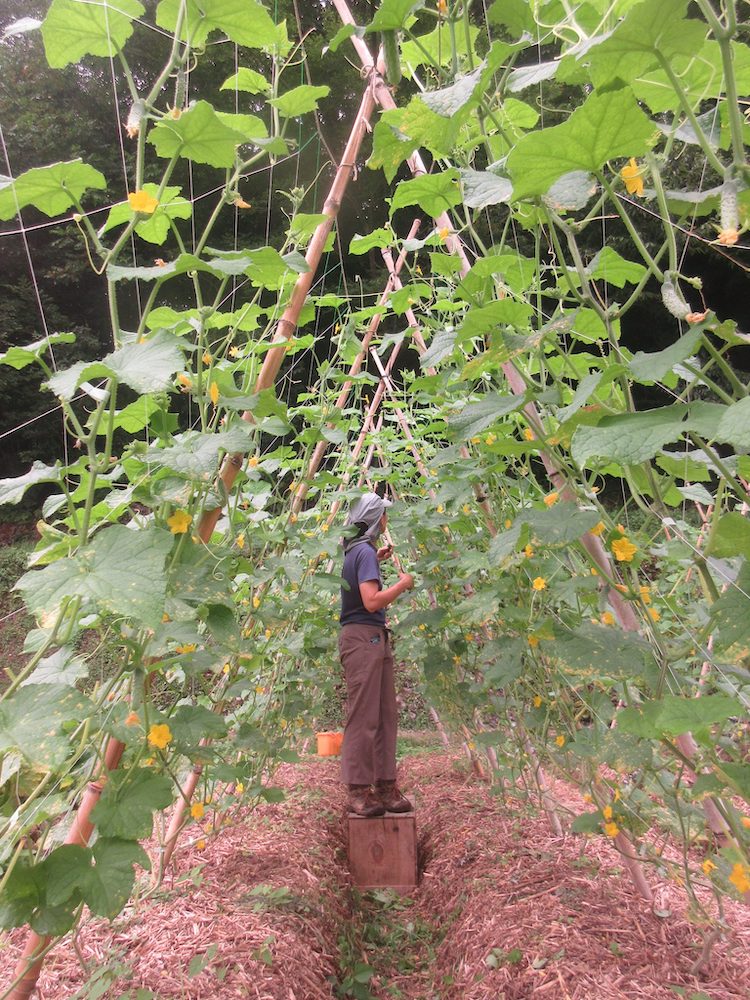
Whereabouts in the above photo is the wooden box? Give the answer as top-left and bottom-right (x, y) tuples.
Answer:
(347, 811), (417, 893)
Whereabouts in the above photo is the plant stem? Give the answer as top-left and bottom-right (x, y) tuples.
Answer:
(656, 52), (726, 178)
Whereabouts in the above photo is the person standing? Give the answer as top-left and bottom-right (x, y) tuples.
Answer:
(339, 492), (415, 817)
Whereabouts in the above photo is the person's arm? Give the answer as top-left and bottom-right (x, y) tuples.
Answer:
(360, 573), (414, 613)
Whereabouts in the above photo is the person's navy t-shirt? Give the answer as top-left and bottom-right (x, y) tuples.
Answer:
(340, 543), (386, 627)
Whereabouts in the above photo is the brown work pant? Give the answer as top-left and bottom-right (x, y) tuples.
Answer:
(339, 623), (397, 786)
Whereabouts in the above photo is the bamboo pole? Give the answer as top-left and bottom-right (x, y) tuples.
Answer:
(324, 319), (410, 526)
(8, 739), (125, 1000)
(379, 247), (498, 534)
(197, 78), (380, 543)
(291, 219), (422, 514)
(158, 760), (204, 875)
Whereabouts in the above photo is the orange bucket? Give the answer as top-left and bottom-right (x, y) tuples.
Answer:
(316, 731), (344, 756)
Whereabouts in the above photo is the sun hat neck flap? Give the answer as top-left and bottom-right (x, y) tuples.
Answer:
(342, 492), (392, 552)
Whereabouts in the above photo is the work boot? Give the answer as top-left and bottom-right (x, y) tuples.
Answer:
(375, 780), (412, 813)
(348, 784), (386, 817)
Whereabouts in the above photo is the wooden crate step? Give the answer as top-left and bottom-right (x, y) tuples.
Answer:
(347, 811), (417, 893)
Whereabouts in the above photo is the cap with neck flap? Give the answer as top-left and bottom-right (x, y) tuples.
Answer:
(342, 492), (392, 551)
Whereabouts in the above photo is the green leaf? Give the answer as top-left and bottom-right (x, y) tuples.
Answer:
(460, 169), (513, 210)
(16, 524), (174, 628)
(41, 0), (144, 69)
(326, 23), (356, 53)
(22, 647), (88, 687)
(37, 846), (137, 941)
(661, 185), (722, 217)
(584, 0), (707, 87)
(144, 428), (254, 480)
(571, 405), (691, 467)
(0, 331), (76, 370)
(0, 685), (93, 769)
(0, 461), (60, 505)
(102, 185), (192, 246)
(544, 171), (597, 212)
(170, 704), (228, 747)
(420, 329), (457, 368)
(519, 504), (601, 547)
(148, 101), (259, 168)
(488, 522), (522, 563)
(457, 253), (536, 299)
(44, 845), (91, 906)
(207, 247), (308, 289)
(268, 85), (330, 117)
(390, 169), (462, 217)
(349, 228), (393, 255)
(586, 247), (647, 288)
(0, 859), (77, 935)
(429, 252), (463, 277)
(656, 450), (713, 482)
(392, 99), (463, 158)
(487, 0), (535, 35)
(569, 308), (608, 344)
(288, 213), (328, 246)
(448, 393), (525, 440)
(0, 160), (106, 221)
(221, 67), (271, 94)
(365, 0), (425, 32)
(260, 786), (286, 803)
(714, 763), (750, 804)
(46, 331), (185, 400)
(506, 60), (558, 93)
(711, 561), (750, 649)
(557, 372), (604, 423)
(707, 512), (750, 561)
(108, 248), (304, 289)
(716, 396), (750, 450)
(86, 839), (151, 918)
(619, 695), (742, 738)
(629, 329), (702, 384)
(92, 770), (174, 840)
(634, 40), (750, 113)
(458, 300), (533, 340)
(548, 622), (658, 684)
(108, 397), (162, 434)
(571, 811), (603, 834)
(367, 120), (418, 183)
(507, 88), (654, 200)
(156, 0), (278, 48)
(657, 109), (722, 150)
(420, 67), (483, 117)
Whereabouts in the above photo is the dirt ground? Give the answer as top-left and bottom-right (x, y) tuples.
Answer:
(1, 750), (749, 1000)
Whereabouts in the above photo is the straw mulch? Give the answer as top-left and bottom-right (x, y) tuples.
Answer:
(0, 766), (350, 999)
(395, 754), (750, 1000)
(1, 751), (749, 999)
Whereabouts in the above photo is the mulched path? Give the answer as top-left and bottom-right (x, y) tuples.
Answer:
(1, 751), (748, 999)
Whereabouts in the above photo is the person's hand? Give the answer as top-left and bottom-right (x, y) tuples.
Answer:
(377, 544), (394, 562)
(399, 572), (414, 591)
